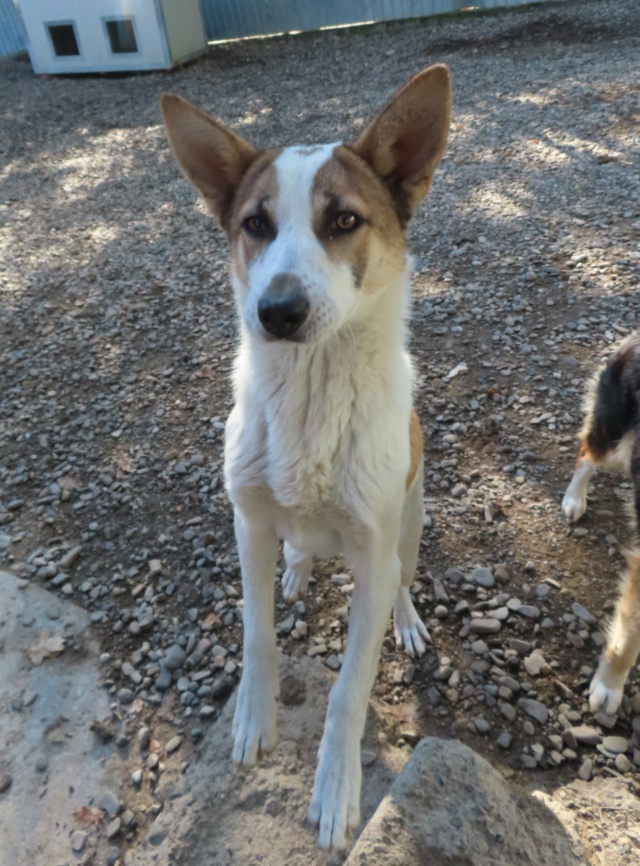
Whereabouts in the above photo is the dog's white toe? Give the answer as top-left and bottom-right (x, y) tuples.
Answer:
(589, 660), (625, 715)
(281, 566), (309, 603)
(232, 675), (278, 765)
(562, 492), (587, 522)
(308, 739), (361, 851)
(393, 586), (431, 658)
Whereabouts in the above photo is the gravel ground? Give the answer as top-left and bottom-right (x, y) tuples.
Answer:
(1, 0), (640, 861)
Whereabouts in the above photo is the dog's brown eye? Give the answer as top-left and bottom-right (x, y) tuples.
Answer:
(334, 212), (360, 232)
(243, 215), (266, 236)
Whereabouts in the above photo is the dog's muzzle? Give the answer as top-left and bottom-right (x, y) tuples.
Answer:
(257, 273), (310, 340)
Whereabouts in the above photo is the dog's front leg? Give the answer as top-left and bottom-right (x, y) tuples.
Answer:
(308, 527), (401, 850)
(232, 509), (280, 765)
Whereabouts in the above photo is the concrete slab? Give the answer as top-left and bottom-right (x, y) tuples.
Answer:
(0, 570), (121, 866)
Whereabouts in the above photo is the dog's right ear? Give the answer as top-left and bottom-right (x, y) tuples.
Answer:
(160, 94), (259, 225)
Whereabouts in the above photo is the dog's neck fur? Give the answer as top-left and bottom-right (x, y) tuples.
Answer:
(229, 261), (414, 519)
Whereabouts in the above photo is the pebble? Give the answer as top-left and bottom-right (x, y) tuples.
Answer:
(571, 602), (596, 625)
(497, 732), (512, 749)
(106, 817), (121, 839)
(615, 753), (631, 773)
(98, 791), (121, 817)
(71, 830), (88, 853)
(602, 735), (628, 754)
(166, 735), (183, 754)
(578, 758), (593, 781)
(523, 654), (545, 677)
(472, 567), (495, 588)
(519, 699), (549, 725)
(469, 618), (501, 634)
(567, 726), (601, 746)
(164, 644), (187, 671)
(474, 717), (491, 733)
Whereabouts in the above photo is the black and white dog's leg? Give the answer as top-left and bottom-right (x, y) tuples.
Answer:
(232, 510), (280, 765)
(393, 462), (430, 657)
(590, 429), (640, 714)
(308, 524), (401, 851)
(562, 447), (595, 522)
(282, 541), (313, 602)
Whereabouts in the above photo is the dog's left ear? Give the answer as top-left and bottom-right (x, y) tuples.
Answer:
(353, 64), (451, 221)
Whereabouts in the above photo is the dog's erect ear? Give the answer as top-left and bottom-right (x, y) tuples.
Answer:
(353, 64), (451, 222)
(161, 94), (259, 224)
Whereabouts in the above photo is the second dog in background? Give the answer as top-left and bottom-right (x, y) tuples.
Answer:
(562, 332), (640, 713)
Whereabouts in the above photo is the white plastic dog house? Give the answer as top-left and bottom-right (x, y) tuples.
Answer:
(19, 0), (207, 74)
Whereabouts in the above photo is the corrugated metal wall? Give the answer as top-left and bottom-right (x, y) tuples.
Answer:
(0, 0), (551, 60)
(0, 0), (25, 57)
(200, 0), (551, 41)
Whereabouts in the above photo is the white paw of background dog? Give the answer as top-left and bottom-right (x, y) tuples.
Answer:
(589, 659), (626, 714)
(561, 492), (587, 522)
(393, 586), (431, 657)
(308, 735), (362, 851)
(281, 566), (309, 602)
(232, 672), (279, 765)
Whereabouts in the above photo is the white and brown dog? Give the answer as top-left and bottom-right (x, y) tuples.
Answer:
(562, 332), (640, 715)
(161, 65), (451, 850)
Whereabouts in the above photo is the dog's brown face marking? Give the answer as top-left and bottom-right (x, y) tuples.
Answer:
(311, 146), (405, 294)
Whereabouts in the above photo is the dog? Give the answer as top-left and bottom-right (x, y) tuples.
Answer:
(161, 64), (451, 850)
(562, 331), (640, 714)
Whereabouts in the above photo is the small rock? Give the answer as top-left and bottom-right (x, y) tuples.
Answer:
(474, 717), (491, 734)
(568, 725), (601, 746)
(106, 817), (121, 839)
(472, 567), (494, 588)
(517, 605), (541, 619)
(524, 654), (545, 677)
(571, 602), (596, 625)
(615, 753), (631, 773)
(469, 618), (501, 634)
(602, 735), (628, 754)
(519, 699), (549, 725)
(71, 830), (88, 853)
(165, 735), (182, 755)
(98, 791), (121, 817)
(164, 644), (187, 671)
(578, 758), (593, 781)
(497, 732), (512, 749)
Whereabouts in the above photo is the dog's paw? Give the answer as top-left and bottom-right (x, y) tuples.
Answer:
(281, 566), (309, 603)
(562, 491), (587, 522)
(232, 673), (278, 765)
(589, 659), (626, 715)
(308, 737), (362, 851)
(393, 586), (431, 658)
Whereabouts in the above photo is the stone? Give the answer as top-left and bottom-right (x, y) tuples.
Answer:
(71, 830), (88, 853)
(474, 717), (491, 733)
(517, 605), (541, 619)
(571, 602), (596, 625)
(568, 725), (601, 746)
(497, 732), (512, 749)
(578, 758), (593, 781)
(98, 791), (121, 817)
(524, 654), (545, 677)
(615, 753), (631, 773)
(345, 738), (586, 866)
(106, 817), (121, 839)
(166, 735), (182, 754)
(472, 567), (495, 588)
(602, 735), (628, 754)
(164, 644), (187, 671)
(519, 699), (549, 725)
(469, 618), (501, 634)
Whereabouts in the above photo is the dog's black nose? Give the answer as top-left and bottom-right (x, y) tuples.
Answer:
(258, 275), (310, 339)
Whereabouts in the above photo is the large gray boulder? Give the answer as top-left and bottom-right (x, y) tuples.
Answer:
(345, 737), (587, 866)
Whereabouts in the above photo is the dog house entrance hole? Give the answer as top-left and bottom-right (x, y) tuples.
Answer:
(47, 23), (80, 57)
(105, 18), (138, 54)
